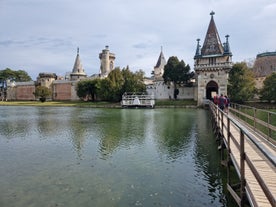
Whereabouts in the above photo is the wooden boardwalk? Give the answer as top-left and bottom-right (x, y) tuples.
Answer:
(209, 102), (276, 207)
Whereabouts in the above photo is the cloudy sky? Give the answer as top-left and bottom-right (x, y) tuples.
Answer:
(0, 0), (276, 80)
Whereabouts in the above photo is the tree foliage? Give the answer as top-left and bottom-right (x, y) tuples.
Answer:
(0, 68), (32, 82)
(76, 67), (146, 102)
(259, 73), (276, 103)
(162, 56), (193, 99)
(33, 86), (52, 102)
(121, 67), (146, 93)
(76, 79), (100, 101)
(228, 62), (256, 103)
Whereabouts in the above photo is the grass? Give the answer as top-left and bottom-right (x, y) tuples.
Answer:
(0, 100), (121, 108)
(155, 99), (197, 107)
(231, 105), (276, 141)
(0, 99), (197, 108)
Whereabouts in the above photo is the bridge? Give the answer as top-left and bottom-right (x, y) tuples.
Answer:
(209, 101), (276, 207)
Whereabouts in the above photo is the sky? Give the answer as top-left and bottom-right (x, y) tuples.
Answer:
(0, 0), (276, 80)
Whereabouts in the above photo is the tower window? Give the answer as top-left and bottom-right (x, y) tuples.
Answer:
(209, 57), (216, 65)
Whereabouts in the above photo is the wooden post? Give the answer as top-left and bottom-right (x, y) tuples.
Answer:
(268, 112), (271, 140)
(227, 117), (231, 185)
(240, 130), (246, 206)
(253, 108), (256, 130)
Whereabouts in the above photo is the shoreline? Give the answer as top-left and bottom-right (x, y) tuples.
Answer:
(0, 100), (198, 109)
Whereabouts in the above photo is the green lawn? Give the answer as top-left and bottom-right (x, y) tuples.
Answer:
(0, 99), (197, 108)
(231, 105), (276, 141)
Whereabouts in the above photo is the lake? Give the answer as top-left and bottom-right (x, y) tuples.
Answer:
(0, 106), (237, 207)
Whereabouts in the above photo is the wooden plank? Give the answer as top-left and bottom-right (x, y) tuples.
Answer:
(212, 105), (276, 207)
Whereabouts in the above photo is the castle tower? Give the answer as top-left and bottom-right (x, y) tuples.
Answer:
(99, 46), (116, 77)
(70, 48), (87, 81)
(194, 11), (232, 105)
(154, 47), (166, 81)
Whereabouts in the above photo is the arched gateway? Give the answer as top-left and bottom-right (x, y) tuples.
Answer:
(206, 80), (218, 100)
(194, 11), (232, 105)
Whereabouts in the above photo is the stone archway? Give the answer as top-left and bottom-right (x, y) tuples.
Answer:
(206, 81), (218, 100)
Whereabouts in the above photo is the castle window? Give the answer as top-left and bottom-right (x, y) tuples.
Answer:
(209, 57), (216, 65)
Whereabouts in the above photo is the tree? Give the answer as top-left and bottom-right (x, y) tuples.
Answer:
(121, 67), (146, 93)
(228, 62), (256, 103)
(162, 56), (193, 99)
(33, 86), (52, 102)
(0, 68), (32, 82)
(76, 67), (147, 102)
(76, 79), (100, 101)
(106, 68), (125, 102)
(259, 73), (276, 103)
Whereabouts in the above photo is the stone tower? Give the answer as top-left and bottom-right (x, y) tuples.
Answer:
(153, 47), (166, 81)
(70, 48), (87, 81)
(194, 11), (232, 105)
(99, 46), (116, 78)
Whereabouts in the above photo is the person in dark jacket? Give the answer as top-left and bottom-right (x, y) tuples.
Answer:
(218, 94), (225, 111)
(224, 95), (230, 114)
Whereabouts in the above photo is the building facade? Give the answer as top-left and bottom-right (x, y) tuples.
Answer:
(252, 51), (276, 89)
(99, 46), (115, 78)
(194, 11), (232, 105)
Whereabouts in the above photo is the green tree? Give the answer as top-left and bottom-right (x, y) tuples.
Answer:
(259, 73), (276, 103)
(121, 67), (146, 93)
(33, 86), (52, 102)
(106, 68), (125, 102)
(162, 56), (192, 99)
(98, 78), (112, 101)
(0, 68), (32, 82)
(228, 62), (256, 103)
(76, 79), (100, 101)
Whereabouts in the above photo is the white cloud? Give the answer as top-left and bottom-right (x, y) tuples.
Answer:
(0, 0), (276, 79)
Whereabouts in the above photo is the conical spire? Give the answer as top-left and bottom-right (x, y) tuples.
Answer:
(155, 46), (166, 68)
(200, 11), (224, 56)
(70, 48), (86, 80)
(72, 47), (85, 74)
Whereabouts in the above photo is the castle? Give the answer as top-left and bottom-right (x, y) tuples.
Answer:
(3, 12), (239, 105)
(147, 11), (233, 105)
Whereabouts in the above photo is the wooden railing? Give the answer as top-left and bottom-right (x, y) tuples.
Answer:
(230, 103), (276, 144)
(209, 101), (276, 207)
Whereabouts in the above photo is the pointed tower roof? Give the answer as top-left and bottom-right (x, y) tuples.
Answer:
(155, 47), (166, 68)
(72, 47), (85, 74)
(70, 48), (86, 80)
(201, 11), (224, 56)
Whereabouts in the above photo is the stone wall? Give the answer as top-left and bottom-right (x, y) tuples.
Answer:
(15, 83), (36, 100)
(252, 53), (276, 77)
(52, 81), (79, 101)
(147, 81), (195, 100)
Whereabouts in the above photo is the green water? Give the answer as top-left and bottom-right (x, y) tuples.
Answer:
(0, 106), (236, 207)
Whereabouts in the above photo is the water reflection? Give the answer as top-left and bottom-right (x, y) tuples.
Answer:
(0, 106), (32, 139)
(0, 106), (236, 207)
(192, 110), (236, 206)
(153, 109), (196, 160)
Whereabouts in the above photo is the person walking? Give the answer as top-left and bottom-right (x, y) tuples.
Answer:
(213, 94), (218, 105)
(224, 95), (230, 114)
(218, 94), (225, 111)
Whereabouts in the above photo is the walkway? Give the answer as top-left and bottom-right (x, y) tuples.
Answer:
(209, 102), (276, 207)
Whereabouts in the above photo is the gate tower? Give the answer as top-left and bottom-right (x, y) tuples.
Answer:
(194, 11), (232, 105)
